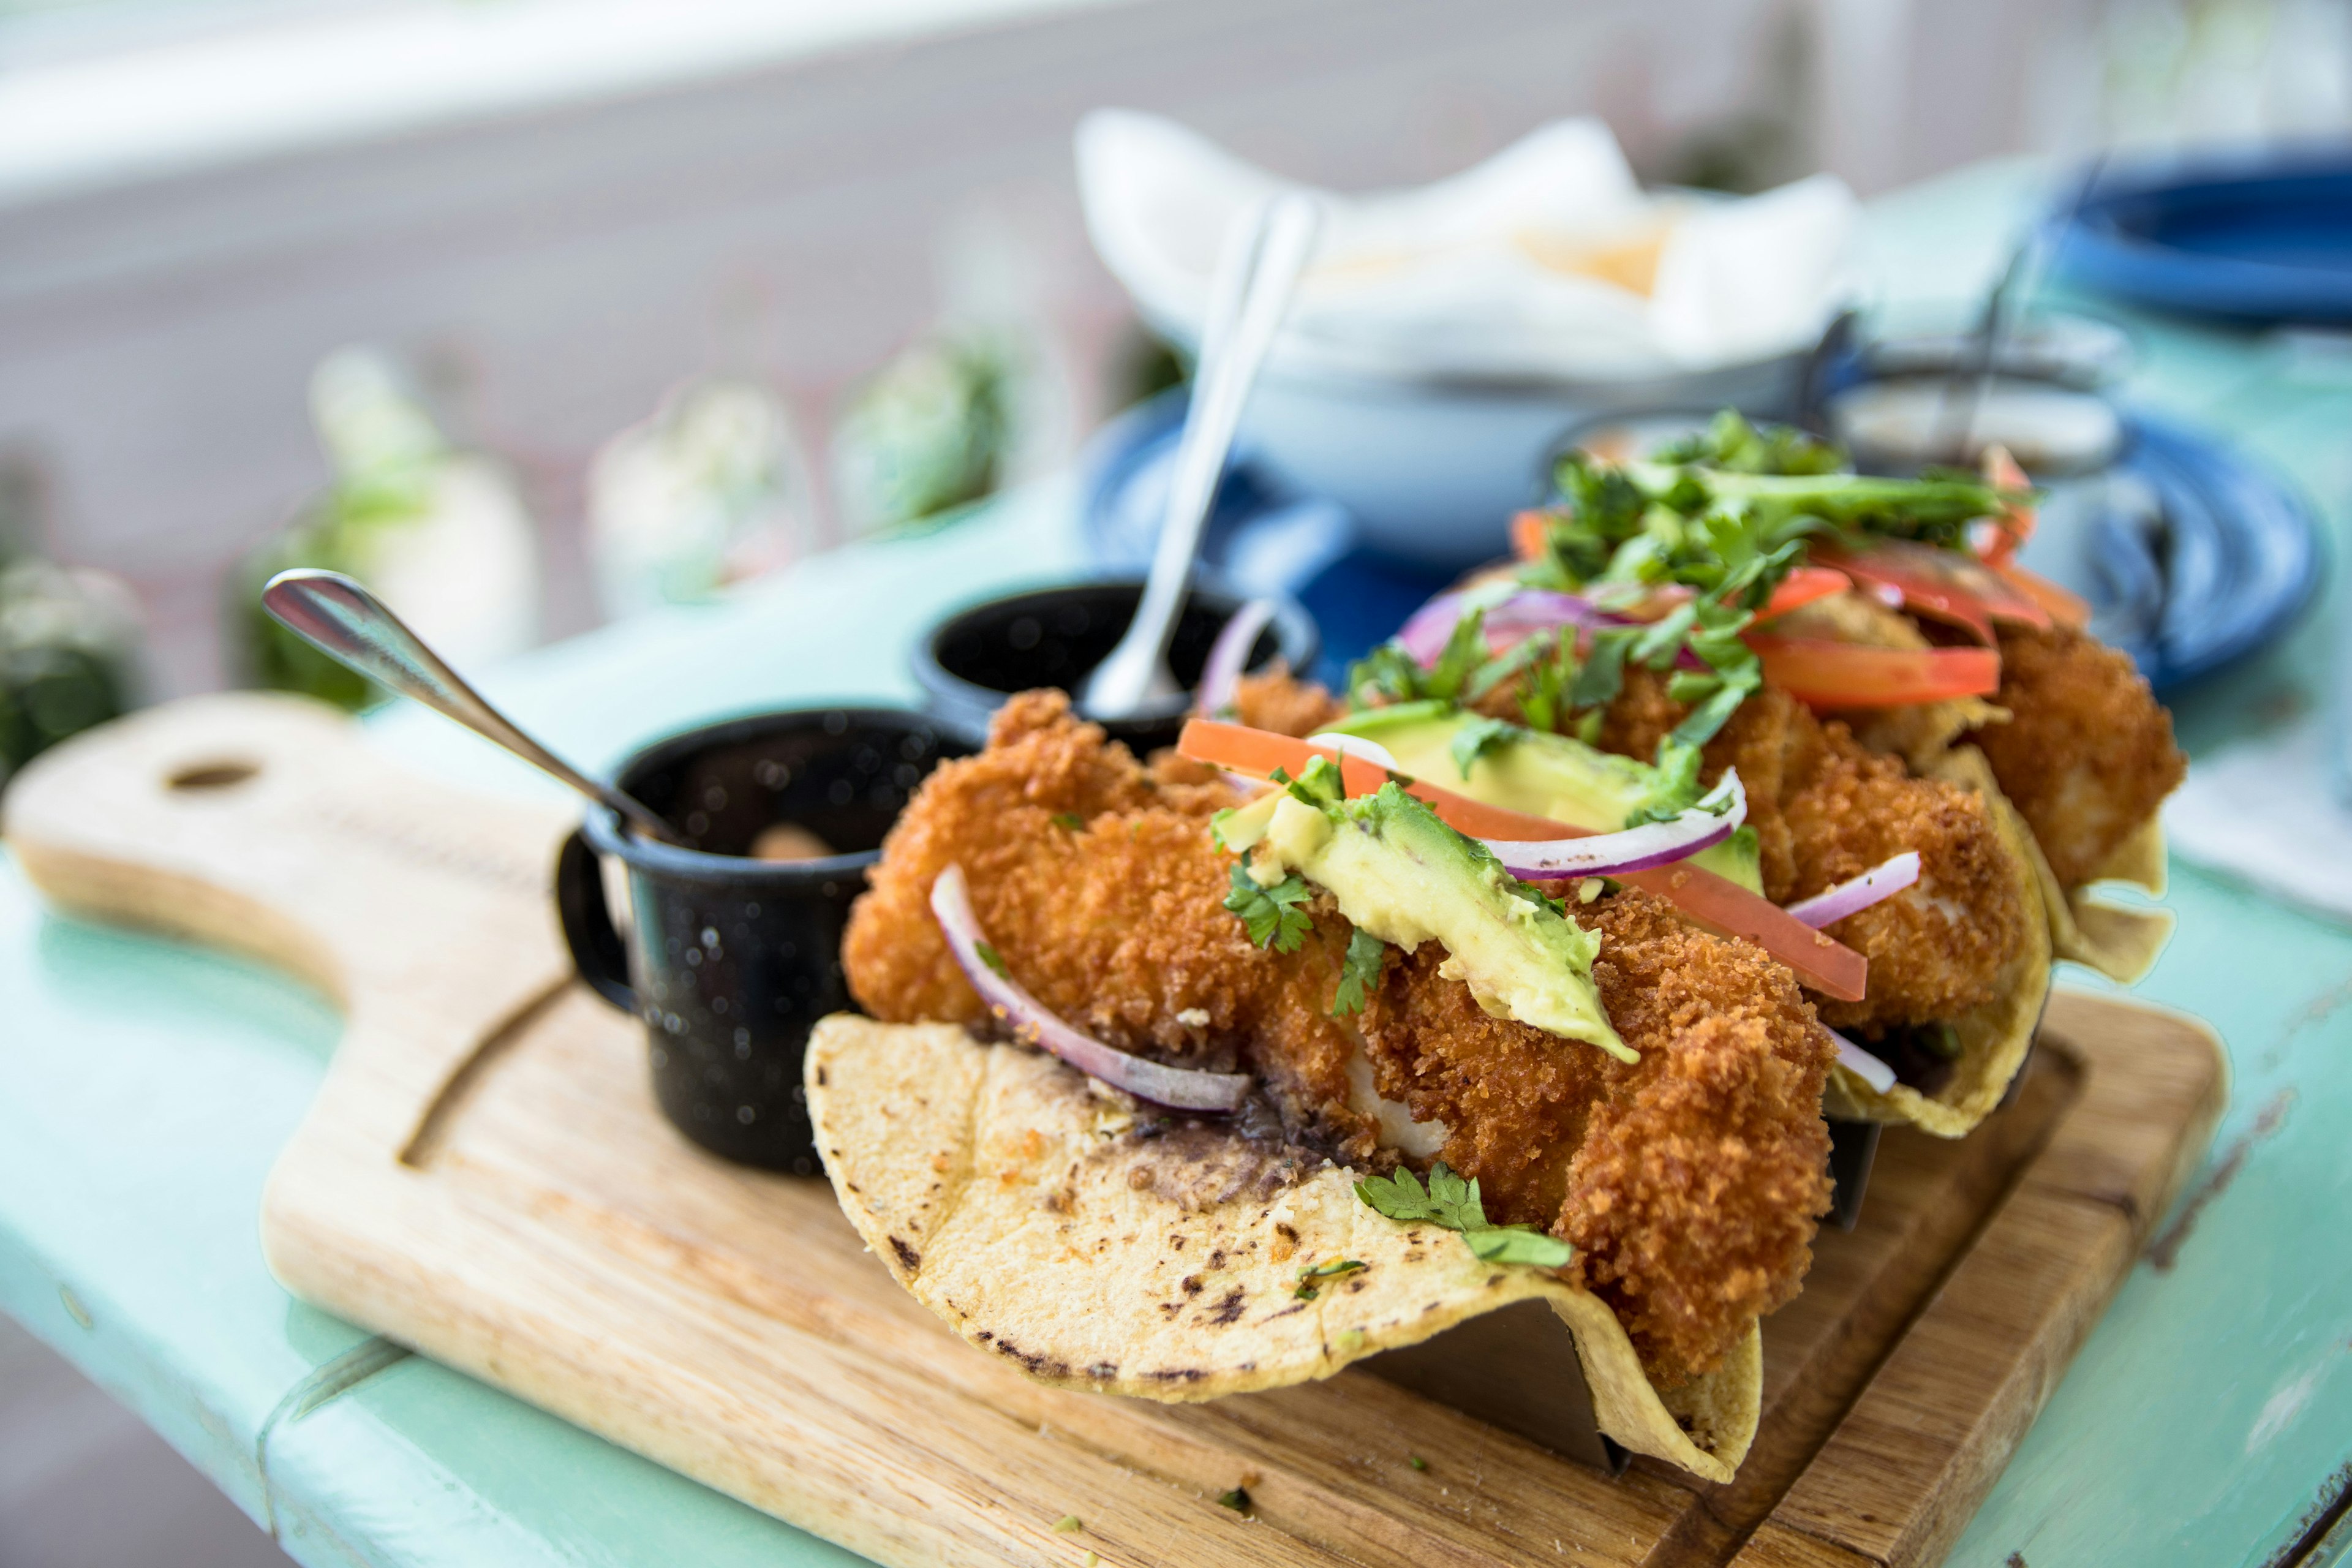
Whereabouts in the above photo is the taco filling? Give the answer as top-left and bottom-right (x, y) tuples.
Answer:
(824, 690), (1836, 1476)
(1215, 412), (2177, 1133)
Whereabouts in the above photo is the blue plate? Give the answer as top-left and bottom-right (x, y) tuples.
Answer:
(2048, 146), (2352, 323)
(1080, 394), (2320, 695)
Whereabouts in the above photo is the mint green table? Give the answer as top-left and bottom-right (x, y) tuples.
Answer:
(5, 160), (2351, 1568)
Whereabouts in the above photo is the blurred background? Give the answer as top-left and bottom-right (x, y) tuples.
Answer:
(2, 0), (2350, 1563)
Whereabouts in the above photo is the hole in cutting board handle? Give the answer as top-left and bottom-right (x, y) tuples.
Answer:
(167, 760), (259, 791)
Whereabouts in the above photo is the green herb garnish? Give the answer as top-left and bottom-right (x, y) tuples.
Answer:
(1216, 1487), (1252, 1513)
(974, 940), (1009, 978)
(1447, 714), (1515, 780)
(1292, 1257), (1368, 1300)
(1354, 1161), (1574, 1270)
(1223, 862), (1313, 954)
(1051, 812), (1085, 832)
(1408, 1455), (1428, 1472)
(1329, 926), (1387, 1018)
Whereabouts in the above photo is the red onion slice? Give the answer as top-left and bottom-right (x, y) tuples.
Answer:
(1194, 597), (1280, 717)
(1479, 771), (1747, 880)
(929, 865), (1252, 1112)
(1305, 731), (1402, 772)
(1397, 587), (1706, 670)
(1784, 851), (1921, 929)
(1825, 1026), (1898, 1095)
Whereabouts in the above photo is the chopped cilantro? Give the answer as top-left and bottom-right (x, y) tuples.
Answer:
(1216, 1486), (1252, 1513)
(1051, 812), (1085, 832)
(1447, 714), (1516, 780)
(1223, 862), (1313, 954)
(1329, 925), (1387, 1018)
(974, 940), (1009, 978)
(1354, 1161), (1574, 1270)
(1292, 1257), (1368, 1299)
(1408, 1455), (1428, 1472)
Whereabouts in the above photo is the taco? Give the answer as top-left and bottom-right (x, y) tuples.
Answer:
(1209, 413), (2176, 1136)
(818, 691), (1841, 1480)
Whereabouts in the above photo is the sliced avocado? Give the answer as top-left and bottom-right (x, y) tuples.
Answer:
(1325, 706), (1764, 894)
(1240, 761), (1631, 1063)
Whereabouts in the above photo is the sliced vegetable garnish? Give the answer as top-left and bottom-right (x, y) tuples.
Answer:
(1480, 771), (1746, 880)
(1745, 636), (2001, 709)
(1976, 445), (2036, 566)
(930, 865), (1252, 1112)
(1825, 1025), (1898, 1094)
(1396, 587), (1622, 666)
(1195, 597), (1280, 717)
(1177, 719), (1867, 1000)
(1511, 508), (1553, 563)
(1761, 565), (1852, 620)
(1815, 540), (2049, 641)
(1784, 851), (1920, 928)
(1992, 560), (2091, 630)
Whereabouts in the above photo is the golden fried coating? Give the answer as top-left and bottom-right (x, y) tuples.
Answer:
(1361, 894), (1832, 1385)
(1488, 662), (2027, 1031)
(842, 691), (1834, 1383)
(1783, 726), (2030, 1033)
(1233, 664), (1346, 737)
(1970, 625), (2185, 888)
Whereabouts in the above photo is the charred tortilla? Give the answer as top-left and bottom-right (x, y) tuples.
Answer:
(807, 1014), (1761, 1482)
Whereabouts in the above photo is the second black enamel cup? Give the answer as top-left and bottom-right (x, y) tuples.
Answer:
(912, 576), (1318, 752)
(554, 707), (970, 1172)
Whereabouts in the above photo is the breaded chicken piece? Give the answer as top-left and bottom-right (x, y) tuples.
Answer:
(1466, 660), (2029, 1032)
(1361, 896), (1832, 1385)
(1233, 664), (1346, 737)
(1970, 625), (2185, 888)
(843, 691), (1834, 1383)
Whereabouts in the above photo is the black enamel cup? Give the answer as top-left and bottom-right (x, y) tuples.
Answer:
(912, 576), (1318, 753)
(554, 707), (970, 1172)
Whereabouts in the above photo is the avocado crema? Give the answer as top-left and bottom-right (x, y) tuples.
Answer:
(1327, 701), (1763, 894)
(1215, 758), (1633, 1063)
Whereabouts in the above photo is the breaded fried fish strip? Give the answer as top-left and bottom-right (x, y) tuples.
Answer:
(1970, 624), (2185, 889)
(842, 690), (1833, 1383)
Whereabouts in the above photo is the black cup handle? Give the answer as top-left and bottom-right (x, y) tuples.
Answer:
(555, 829), (636, 1014)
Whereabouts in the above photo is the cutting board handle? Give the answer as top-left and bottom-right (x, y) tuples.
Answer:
(5, 692), (579, 1122)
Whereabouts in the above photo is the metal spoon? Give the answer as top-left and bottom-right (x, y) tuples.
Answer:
(260, 567), (685, 845)
(1080, 190), (1322, 718)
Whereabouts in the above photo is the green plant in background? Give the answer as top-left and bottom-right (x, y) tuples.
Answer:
(829, 331), (1017, 535)
(0, 455), (143, 786)
(232, 347), (503, 711)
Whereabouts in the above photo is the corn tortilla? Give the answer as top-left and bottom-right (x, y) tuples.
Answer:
(805, 1014), (1759, 1482)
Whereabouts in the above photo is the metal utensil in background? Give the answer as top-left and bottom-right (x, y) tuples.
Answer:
(1081, 191), (1322, 718)
(260, 567), (685, 845)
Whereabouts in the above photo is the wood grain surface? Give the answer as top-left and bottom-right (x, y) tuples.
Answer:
(4, 694), (2228, 1568)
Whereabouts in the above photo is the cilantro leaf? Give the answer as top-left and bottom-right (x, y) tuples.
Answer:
(1330, 925), (1387, 1017)
(1353, 1160), (1574, 1271)
(1464, 1227), (1575, 1268)
(1223, 862), (1313, 954)
(1447, 714), (1516, 780)
(1292, 1257), (1368, 1299)
(974, 940), (1009, 978)
(1051, 812), (1085, 832)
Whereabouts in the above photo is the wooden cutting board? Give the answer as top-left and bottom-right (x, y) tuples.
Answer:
(4, 693), (2227, 1568)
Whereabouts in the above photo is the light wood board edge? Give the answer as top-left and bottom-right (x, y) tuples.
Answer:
(1735, 995), (2227, 1568)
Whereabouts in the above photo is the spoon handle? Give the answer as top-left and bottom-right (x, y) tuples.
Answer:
(1085, 191), (1322, 715)
(260, 568), (684, 846)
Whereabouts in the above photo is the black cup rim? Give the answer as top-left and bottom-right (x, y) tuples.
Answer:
(911, 572), (1319, 734)
(578, 705), (959, 885)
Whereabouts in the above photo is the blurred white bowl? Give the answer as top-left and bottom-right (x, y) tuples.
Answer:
(1240, 352), (1806, 570)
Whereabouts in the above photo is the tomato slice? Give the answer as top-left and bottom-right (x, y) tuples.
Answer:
(1511, 509), (1554, 564)
(1745, 635), (2002, 708)
(1977, 445), (2037, 567)
(1815, 540), (2049, 640)
(1762, 565), (1853, 620)
(1174, 718), (1867, 1000)
(1991, 561), (2090, 630)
